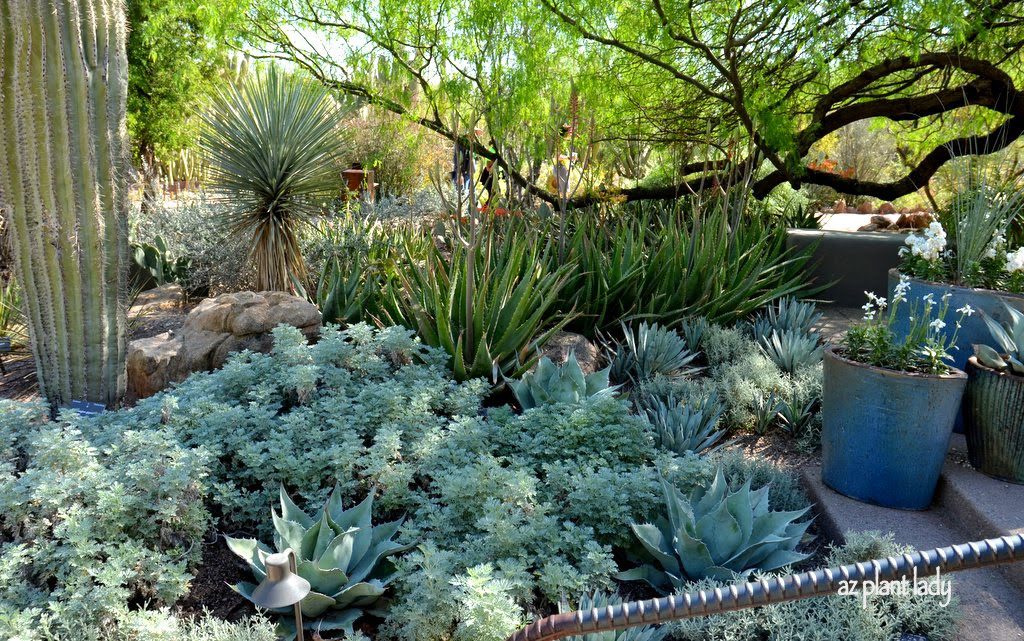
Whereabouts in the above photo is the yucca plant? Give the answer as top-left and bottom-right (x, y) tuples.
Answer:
(757, 329), (823, 373)
(608, 321), (701, 386)
(0, 0), (129, 408)
(508, 353), (617, 409)
(641, 393), (729, 456)
(618, 469), (810, 590)
(226, 484), (413, 636)
(559, 592), (669, 641)
(200, 66), (349, 292)
(380, 223), (574, 381)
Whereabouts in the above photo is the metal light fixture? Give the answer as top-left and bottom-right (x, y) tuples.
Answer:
(250, 549), (310, 641)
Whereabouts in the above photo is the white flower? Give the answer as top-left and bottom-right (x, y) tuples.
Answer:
(923, 293), (935, 304)
(930, 318), (946, 331)
(905, 222), (947, 261)
(892, 276), (911, 303)
(956, 304), (975, 316)
(942, 292), (952, 302)
(1007, 247), (1024, 273)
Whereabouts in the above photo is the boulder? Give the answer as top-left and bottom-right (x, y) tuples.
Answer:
(126, 291), (321, 402)
(878, 202), (897, 215)
(869, 215), (893, 229)
(895, 212), (933, 230)
(856, 201), (875, 215)
(539, 331), (602, 375)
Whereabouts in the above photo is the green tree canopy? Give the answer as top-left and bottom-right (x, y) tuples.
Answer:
(127, 0), (250, 169)
(248, 0), (1024, 203)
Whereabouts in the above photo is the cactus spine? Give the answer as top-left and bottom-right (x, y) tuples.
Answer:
(0, 0), (129, 408)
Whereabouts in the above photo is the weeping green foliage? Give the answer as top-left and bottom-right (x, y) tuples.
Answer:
(508, 353), (617, 409)
(200, 66), (348, 292)
(379, 223), (574, 381)
(0, 0), (130, 408)
(618, 468), (811, 590)
(226, 484), (413, 636)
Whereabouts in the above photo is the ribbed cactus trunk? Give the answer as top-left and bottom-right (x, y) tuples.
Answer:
(0, 0), (129, 408)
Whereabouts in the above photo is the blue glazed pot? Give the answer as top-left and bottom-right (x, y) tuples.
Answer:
(886, 269), (1024, 374)
(821, 346), (966, 510)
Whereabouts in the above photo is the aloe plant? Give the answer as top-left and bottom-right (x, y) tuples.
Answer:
(380, 224), (573, 381)
(508, 353), (617, 409)
(975, 304), (1024, 375)
(226, 484), (413, 636)
(618, 468), (810, 590)
(0, 0), (130, 408)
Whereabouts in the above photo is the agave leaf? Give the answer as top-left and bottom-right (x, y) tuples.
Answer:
(1010, 356), (1024, 375)
(614, 565), (676, 592)
(299, 519), (322, 562)
(300, 591), (338, 618)
(694, 467), (729, 518)
(305, 609), (362, 634)
(974, 344), (1008, 370)
(279, 485), (314, 529)
(297, 559), (350, 597)
(224, 537), (271, 580)
(332, 580), (387, 609)
(371, 518), (405, 545)
(347, 539), (417, 585)
(756, 548), (810, 572)
(702, 565), (745, 581)
(748, 507), (811, 547)
(272, 510), (307, 556)
(726, 481), (754, 546)
(694, 499), (743, 562)
(749, 484), (771, 517)
(319, 528), (358, 573)
(630, 523), (679, 572)
(660, 478), (692, 533)
(675, 526), (716, 580)
(981, 310), (1016, 355)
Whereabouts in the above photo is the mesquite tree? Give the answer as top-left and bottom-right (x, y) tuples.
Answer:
(0, 0), (130, 408)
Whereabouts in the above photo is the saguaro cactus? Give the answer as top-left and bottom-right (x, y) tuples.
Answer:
(0, 0), (129, 408)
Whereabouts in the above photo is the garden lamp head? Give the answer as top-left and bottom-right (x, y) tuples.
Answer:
(251, 549), (310, 609)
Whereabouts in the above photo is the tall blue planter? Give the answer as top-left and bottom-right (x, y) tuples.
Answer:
(821, 347), (966, 510)
(886, 270), (1024, 432)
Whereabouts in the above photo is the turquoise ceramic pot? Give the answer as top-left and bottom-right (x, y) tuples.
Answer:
(822, 347), (966, 510)
(964, 357), (1024, 483)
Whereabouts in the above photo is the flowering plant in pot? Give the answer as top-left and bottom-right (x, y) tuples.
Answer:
(964, 304), (1024, 483)
(891, 177), (1024, 378)
(822, 276), (974, 509)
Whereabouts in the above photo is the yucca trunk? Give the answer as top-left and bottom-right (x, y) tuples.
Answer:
(0, 0), (129, 408)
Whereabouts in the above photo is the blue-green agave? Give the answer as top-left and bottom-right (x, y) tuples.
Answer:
(975, 304), (1024, 374)
(509, 353), (617, 409)
(226, 484), (413, 635)
(618, 468), (811, 590)
(609, 321), (701, 385)
(559, 592), (669, 641)
(641, 393), (728, 456)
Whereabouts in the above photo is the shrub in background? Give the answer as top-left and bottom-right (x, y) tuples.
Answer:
(0, 400), (210, 639)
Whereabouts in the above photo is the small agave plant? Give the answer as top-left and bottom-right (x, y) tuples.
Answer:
(618, 468), (811, 590)
(975, 304), (1024, 375)
(508, 353), (617, 409)
(226, 484), (414, 636)
(641, 393), (729, 456)
(608, 321), (701, 386)
(559, 592), (669, 641)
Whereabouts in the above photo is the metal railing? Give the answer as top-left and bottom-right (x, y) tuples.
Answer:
(507, 534), (1024, 641)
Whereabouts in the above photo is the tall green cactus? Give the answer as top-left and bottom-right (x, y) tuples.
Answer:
(0, 0), (129, 408)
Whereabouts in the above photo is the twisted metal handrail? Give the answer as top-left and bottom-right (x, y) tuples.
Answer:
(508, 534), (1024, 641)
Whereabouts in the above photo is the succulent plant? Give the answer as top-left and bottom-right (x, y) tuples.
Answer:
(132, 235), (191, 286)
(757, 329), (823, 373)
(226, 484), (413, 636)
(509, 353), (617, 409)
(975, 304), (1024, 375)
(617, 468), (811, 590)
(609, 321), (701, 386)
(752, 391), (785, 435)
(641, 393), (728, 456)
(777, 397), (819, 438)
(678, 316), (710, 353)
(752, 297), (822, 341)
(559, 592), (669, 641)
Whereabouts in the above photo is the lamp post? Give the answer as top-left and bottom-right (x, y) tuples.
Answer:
(250, 549), (310, 641)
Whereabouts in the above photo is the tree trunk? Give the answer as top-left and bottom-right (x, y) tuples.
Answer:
(0, 0), (130, 409)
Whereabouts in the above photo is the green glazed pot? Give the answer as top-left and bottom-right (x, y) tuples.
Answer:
(964, 357), (1024, 484)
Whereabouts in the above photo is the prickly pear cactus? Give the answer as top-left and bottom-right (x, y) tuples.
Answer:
(0, 0), (130, 407)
